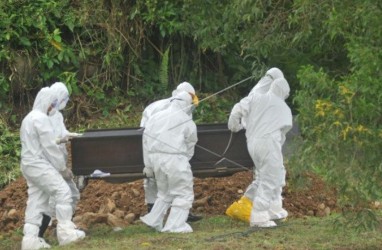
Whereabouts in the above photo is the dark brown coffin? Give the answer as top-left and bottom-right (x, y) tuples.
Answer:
(71, 123), (253, 183)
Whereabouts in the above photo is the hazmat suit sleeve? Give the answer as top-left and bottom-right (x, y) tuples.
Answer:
(228, 95), (252, 132)
(57, 112), (70, 137)
(184, 123), (198, 160)
(35, 116), (66, 172)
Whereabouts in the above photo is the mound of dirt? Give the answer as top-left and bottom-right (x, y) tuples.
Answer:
(0, 170), (337, 233)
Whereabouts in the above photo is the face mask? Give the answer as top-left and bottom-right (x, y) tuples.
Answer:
(58, 96), (69, 110)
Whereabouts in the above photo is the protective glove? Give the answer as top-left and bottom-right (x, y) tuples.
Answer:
(56, 136), (69, 144)
(67, 132), (83, 137)
(143, 167), (154, 178)
(60, 168), (74, 181)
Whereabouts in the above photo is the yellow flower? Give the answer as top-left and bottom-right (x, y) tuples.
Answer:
(339, 85), (353, 95)
(333, 121), (341, 127)
(355, 124), (370, 133)
(341, 125), (353, 140)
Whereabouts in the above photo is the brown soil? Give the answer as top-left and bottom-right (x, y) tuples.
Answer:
(0, 170), (337, 233)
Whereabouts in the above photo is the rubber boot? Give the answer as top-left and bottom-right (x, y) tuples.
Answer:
(186, 212), (202, 222)
(38, 214), (51, 238)
(147, 203), (154, 213)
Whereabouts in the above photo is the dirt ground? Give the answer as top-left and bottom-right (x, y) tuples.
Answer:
(0, 170), (337, 233)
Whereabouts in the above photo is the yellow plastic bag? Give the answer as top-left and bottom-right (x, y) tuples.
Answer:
(225, 196), (253, 222)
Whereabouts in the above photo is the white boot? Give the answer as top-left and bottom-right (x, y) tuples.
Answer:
(161, 207), (193, 233)
(140, 199), (171, 231)
(268, 196), (288, 220)
(56, 221), (86, 246)
(250, 210), (276, 228)
(21, 223), (51, 250)
(56, 204), (85, 245)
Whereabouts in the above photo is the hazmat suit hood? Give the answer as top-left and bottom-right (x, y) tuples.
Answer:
(266, 67), (284, 80)
(172, 82), (195, 96)
(51, 82), (69, 110)
(170, 91), (193, 114)
(250, 67), (284, 96)
(32, 87), (58, 115)
(270, 78), (290, 100)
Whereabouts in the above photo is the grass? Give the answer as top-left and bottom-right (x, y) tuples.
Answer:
(1, 213), (381, 250)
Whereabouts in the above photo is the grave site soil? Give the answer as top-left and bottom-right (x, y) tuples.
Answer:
(0, 170), (338, 233)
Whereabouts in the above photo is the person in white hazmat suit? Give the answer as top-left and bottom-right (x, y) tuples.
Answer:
(228, 78), (292, 227)
(140, 91), (198, 233)
(20, 87), (85, 249)
(239, 68), (287, 221)
(140, 82), (201, 222)
(37, 82), (82, 239)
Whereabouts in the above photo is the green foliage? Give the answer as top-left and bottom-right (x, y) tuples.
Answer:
(159, 47), (170, 93)
(193, 92), (238, 124)
(0, 0), (79, 112)
(293, 64), (382, 227)
(288, 0), (382, 230)
(0, 117), (20, 188)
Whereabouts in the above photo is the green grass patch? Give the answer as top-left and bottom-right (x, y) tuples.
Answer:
(1, 213), (381, 250)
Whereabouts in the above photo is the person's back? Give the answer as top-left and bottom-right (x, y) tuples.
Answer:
(145, 100), (196, 159)
(140, 82), (201, 224)
(140, 99), (171, 128)
(244, 91), (292, 141)
(228, 78), (293, 228)
(140, 91), (198, 233)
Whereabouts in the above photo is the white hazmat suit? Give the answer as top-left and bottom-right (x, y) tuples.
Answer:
(228, 78), (292, 227)
(20, 87), (85, 249)
(238, 67), (287, 221)
(46, 82), (81, 222)
(140, 91), (198, 233)
(140, 82), (196, 208)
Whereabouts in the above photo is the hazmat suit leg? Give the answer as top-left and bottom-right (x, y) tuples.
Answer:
(21, 165), (84, 248)
(248, 135), (284, 227)
(243, 168), (260, 200)
(142, 136), (158, 210)
(268, 167), (288, 220)
(140, 158), (171, 231)
(162, 159), (194, 233)
(67, 178), (80, 213)
(143, 177), (158, 208)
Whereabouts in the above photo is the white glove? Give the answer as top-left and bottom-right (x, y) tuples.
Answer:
(67, 132), (83, 137)
(143, 167), (154, 178)
(60, 168), (74, 181)
(56, 136), (69, 144)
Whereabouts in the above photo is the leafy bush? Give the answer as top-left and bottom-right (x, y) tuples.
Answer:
(0, 117), (20, 188)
